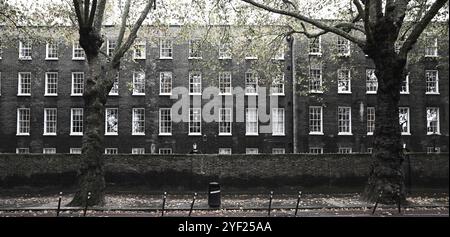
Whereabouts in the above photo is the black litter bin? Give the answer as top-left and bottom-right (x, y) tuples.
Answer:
(208, 182), (221, 208)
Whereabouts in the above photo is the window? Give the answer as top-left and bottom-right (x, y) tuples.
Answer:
(46, 41), (58, 60)
(309, 106), (323, 135)
(132, 71), (145, 95)
(271, 73), (285, 95)
(425, 37), (438, 57)
(426, 107), (440, 135)
(219, 108), (232, 135)
(160, 39), (173, 59)
(109, 74), (119, 96)
(366, 69), (378, 94)
(309, 68), (322, 93)
(105, 148), (118, 155)
(133, 41), (146, 60)
(246, 148), (259, 154)
(189, 72), (202, 95)
(219, 72), (232, 95)
(45, 72), (58, 96)
(219, 148), (232, 155)
(70, 108), (83, 136)
(245, 71), (258, 95)
(427, 147), (441, 154)
(107, 39), (116, 57)
(309, 147), (323, 154)
(337, 37), (350, 56)
(72, 42), (85, 60)
(272, 108), (285, 136)
(367, 148), (373, 154)
(246, 108), (258, 135)
(337, 69), (351, 93)
(338, 107), (352, 135)
(159, 148), (172, 154)
(338, 147), (352, 154)
(309, 36), (321, 55)
(272, 44), (285, 60)
(132, 148), (145, 154)
(219, 41), (231, 59)
(159, 108), (172, 135)
(400, 74), (409, 94)
(189, 108), (202, 135)
(19, 40), (32, 60)
(70, 148), (82, 154)
(18, 72), (31, 96)
(160, 72), (172, 95)
(16, 148), (30, 154)
(272, 148), (285, 154)
(132, 108), (145, 135)
(43, 108), (57, 136)
(399, 107), (410, 135)
(105, 108), (118, 135)
(71, 72), (84, 96)
(425, 70), (439, 94)
(43, 148), (56, 154)
(367, 107), (375, 135)
(189, 39), (202, 58)
(17, 108), (30, 136)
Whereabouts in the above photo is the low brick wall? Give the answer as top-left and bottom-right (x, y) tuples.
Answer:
(0, 153), (448, 191)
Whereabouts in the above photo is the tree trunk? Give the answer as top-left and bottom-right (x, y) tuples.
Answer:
(362, 53), (407, 204)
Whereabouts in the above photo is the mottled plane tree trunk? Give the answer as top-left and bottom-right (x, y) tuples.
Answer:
(68, 0), (155, 207)
(240, 0), (448, 203)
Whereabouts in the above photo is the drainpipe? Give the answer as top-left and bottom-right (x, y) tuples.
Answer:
(291, 35), (298, 153)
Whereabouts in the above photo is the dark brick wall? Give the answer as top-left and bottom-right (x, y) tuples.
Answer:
(0, 153), (448, 190)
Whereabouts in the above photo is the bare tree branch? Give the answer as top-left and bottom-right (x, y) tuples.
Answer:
(88, 0), (97, 27)
(93, 0), (106, 32)
(84, 0), (90, 25)
(116, 0), (132, 49)
(352, 0), (365, 22)
(72, 0), (84, 27)
(399, 0), (448, 59)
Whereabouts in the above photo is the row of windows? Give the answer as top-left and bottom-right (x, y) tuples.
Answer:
(1, 38), (285, 61)
(308, 68), (440, 94)
(307, 146), (442, 154)
(2, 71), (285, 97)
(308, 36), (439, 57)
(308, 106), (441, 135)
(16, 108), (286, 137)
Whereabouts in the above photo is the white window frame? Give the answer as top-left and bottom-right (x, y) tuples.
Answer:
(426, 107), (440, 135)
(159, 108), (172, 136)
(105, 148), (118, 155)
(160, 72), (172, 95)
(367, 107), (375, 135)
(366, 69), (378, 94)
(132, 108), (145, 135)
(219, 72), (232, 95)
(70, 108), (83, 136)
(219, 148), (232, 155)
(218, 41), (232, 59)
(16, 148), (30, 154)
(45, 41), (58, 60)
(246, 148), (259, 154)
(133, 40), (146, 60)
(271, 73), (285, 96)
(71, 72), (84, 96)
(132, 148), (145, 154)
(70, 148), (82, 154)
(309, 147), (323, 154)
(72, 42), (85, 60)
(425, 37), (438, 57)
(399, 107), (410, 135)
(105, 108), (119, 136)
(308, 36), (322, 56)
(45, 72), (58, 96)
(159, 39), (173, 59)
(18, 72), (31, 96)
(400, 74), (409, 94)
(107, 39), (116, 57)
(189, 108), (202, 136)
(427, 147), (441, 154)
(309, 68), (323, 93)
(245, 71), (258, 95)
(19, 40), (32, 60)
(109, 74), (119, 96)
(43, 108), (57, 136)
(337, 69), (351, 94)
(309, 106), (323, 135)
(336, 37), (350, 56)
(246, 108), (258, 136)
(159, 148), (173, 154)
(219, 108), (232, 136)
(338, 106), (352, 135)
(425, 70), (439, 94)
(132, 71), (146, 95)
(272, 108), (285, 136)
(188, 39), (202, 59)
(43, 148), (56, 154)
(16, 108), (30, 136)
(272, 148), (286, 154)
(338, 147), (352, 154)
(189, 72), (202, 95)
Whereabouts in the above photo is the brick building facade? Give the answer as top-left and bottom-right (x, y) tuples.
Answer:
(0, 25), (448, 154)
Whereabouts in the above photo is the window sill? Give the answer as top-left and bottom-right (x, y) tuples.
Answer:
(132, 93), (146, 96)
(105, 133), (118, 136)
(338, 91), (352, 94)
(16, 133), (30, 136)
(17, 94), (31, 97)
(272, 134), (285, 136)
(367, 132), (373, 136)
(245, 133), (259, 136)
(45, 94), (58, 97)
(108, 94), (119, 96)
(245, 57), (258, 60)
(308, 53), (322, 56)
(19, 57), (32, 60)
(72, 58), (85, 61)
(400, 92), (409, 95)
(132, 133), (146, 136)
(70, 133), (83, 136)
(219, 133), (232, 136)
(401, 132), (411, 136)
(271, 93), (285, 96)
(71, 94), (83, 97)
(309, 91), (323, 94)
(424, 55), (439, 58)
(45, 58), (58, 61)
(159, 133), (172, 136)
(425, 92), (440, 95)
(272, 57), (285, 61)
(309, 132), (324, 135)
(159, 57), (173, 60)
(366, 92), (377, 94)
(338, 132), (353, 136)
(159, 93), (172, 96)
(188, 57), (202, 60)
(188, 133), (202, 136)
(427, 132), (441, 135)
(43, 133), (57, 136)
(133, 57), (146, 60)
